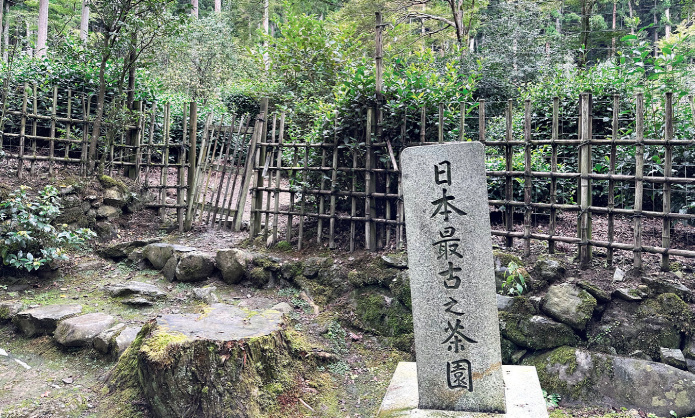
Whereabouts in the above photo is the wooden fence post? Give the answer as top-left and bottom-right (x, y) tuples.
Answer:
(236, 112), (262, 232)
(607, 94), (618, 266)
(661, 92), (673, 271)
(178, 103), (188, 231)
(523, 99), (532, 257)
(504, 99), (513, 248)
(633, 93), (644, 269)
(549, 96), (559, 254)
(17, 83), (27, 179)
(184, 102), (198, 231)
(49, 86), (57, 176)
(478, 99), (485, 142)
(252, 99), (269, 237)
(579, 93), (592, 269)
(365, 108), (377, 251)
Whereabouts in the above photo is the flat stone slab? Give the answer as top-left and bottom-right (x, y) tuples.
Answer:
(13, 304), (83, 337)
(155, 303), (284, 341)
(114, 326), (142, 357)
(54, 313), (116, 347)
(377, 363), (548, 418)
(105, 281), (166, 299)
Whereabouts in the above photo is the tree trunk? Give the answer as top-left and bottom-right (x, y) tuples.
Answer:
(214, 0), (221, 13)
(665, 7), (671, 38)
(3, 3), (8, 63)
(25, 20), (33, 58)
(108, 305), (324, 418)
(89, 38), (111, 173)
(653, 0), (658, 58)
(80, 0), (89, 42)
(0, 0), (4, 60)
(611, 0), (616, 58)
(191, 0), (198, 18)
(263, 0), (269, 70)
(126, 32), (137, 108)
(36, 0), (48, 57)
(628, 0), (634, 35)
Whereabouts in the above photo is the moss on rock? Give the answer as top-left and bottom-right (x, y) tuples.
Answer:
(98, 175), (128, 193)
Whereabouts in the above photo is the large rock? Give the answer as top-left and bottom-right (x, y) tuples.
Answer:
(109, 304), (311, 417)
(98, 238), (161, 259)
(143, 243), (175, 269)
(216, 248), (252, 284)
(13, 304), (83, 337)
(587, 294), (691, 359)
(524, 346), (695, 417)
(114, 326), (141, 357)
(175, 251), (216, 282)
(103, 187), (128, 207)
(642, 275), (694, 302)
(54, 313), (115, 347)
(0, 301), (23, 321)
(97, 205), (121, 220)
(533, 258), (566, 283)
(500, 314), (580, 350)
(94, 324), (127, 354)
(105, 281), (167, 299)
(143, 243), (195, 270)
(541, 283), (597, 331)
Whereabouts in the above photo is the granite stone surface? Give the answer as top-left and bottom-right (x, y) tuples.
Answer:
(401, 143), (505, 412)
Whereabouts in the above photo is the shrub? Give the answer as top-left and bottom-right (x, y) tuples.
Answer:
(0, 185), (95, 272)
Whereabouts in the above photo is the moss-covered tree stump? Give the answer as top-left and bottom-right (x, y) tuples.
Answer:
(112, 304), (304, 418)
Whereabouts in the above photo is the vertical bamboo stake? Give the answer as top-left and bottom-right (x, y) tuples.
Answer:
(184, 102), (198, 231)
(661, 92), (673, 271)
(236, 114), (262, 232)
(504, 99), (513, 247)
(420, 105), (426, 143)
(317, 117), (328, 244)
(579, 93), (592, 268)
(48, 86), (57, 176)
(298, 135), (309, 250)
(17, 84), (27, 179)
(328, 113), (339, 249)
(549, 97), (559, 254)
(478, 100), (485, 142)
(272, 113), (285, 240)
(438, 103), (444, 143)
(523, 100), (532, 257)
(365, 108), (377, 251)
(350, 130), (357, 252)
(133, 101), (144, 182)
(143, 104), (157, 188)
(80, 94), (90, 177)
(396, 112), (407, 249)
(159, 103), (170, 218)
(224, 115), (251, 229)
(385, 152), (392, 247)
(64, 89), (72, 163)
(178, 104), (188, 231)
(633, 93), (645, 269)
(459, 101), (466, 141)
(30, 83), (37, 176)
(264, 114), (276, 236)
(194, 116), (217, 223)
(252, 99), (269, 236)
(210, 119), (236, 226)
(607, 94), (618, 265)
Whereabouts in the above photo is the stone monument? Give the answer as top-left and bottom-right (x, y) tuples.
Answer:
(378, 142), (547, 417)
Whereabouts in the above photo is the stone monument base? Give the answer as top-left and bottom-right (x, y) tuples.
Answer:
(377, 363), (548, 417)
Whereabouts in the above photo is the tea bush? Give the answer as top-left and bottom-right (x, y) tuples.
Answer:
(0, 185), (95, 272)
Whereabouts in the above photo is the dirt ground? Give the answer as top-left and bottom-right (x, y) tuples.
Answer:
(1, 161), (694, 418)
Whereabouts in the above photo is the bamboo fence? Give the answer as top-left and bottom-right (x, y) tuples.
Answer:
(0, 84), (252, 231)
(250, 92), (695, 269)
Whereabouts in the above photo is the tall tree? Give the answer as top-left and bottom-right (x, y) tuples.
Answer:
(36, 0), (48, 57)
(80, 0), (89, 41)
(191, 0), (198, 18)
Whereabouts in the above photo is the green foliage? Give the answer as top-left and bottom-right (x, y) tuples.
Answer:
(543, 389), (561, 408)
(501, 261), (527, 296)
(325, 320), (348, 355)
(0, 186), (95, 272)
